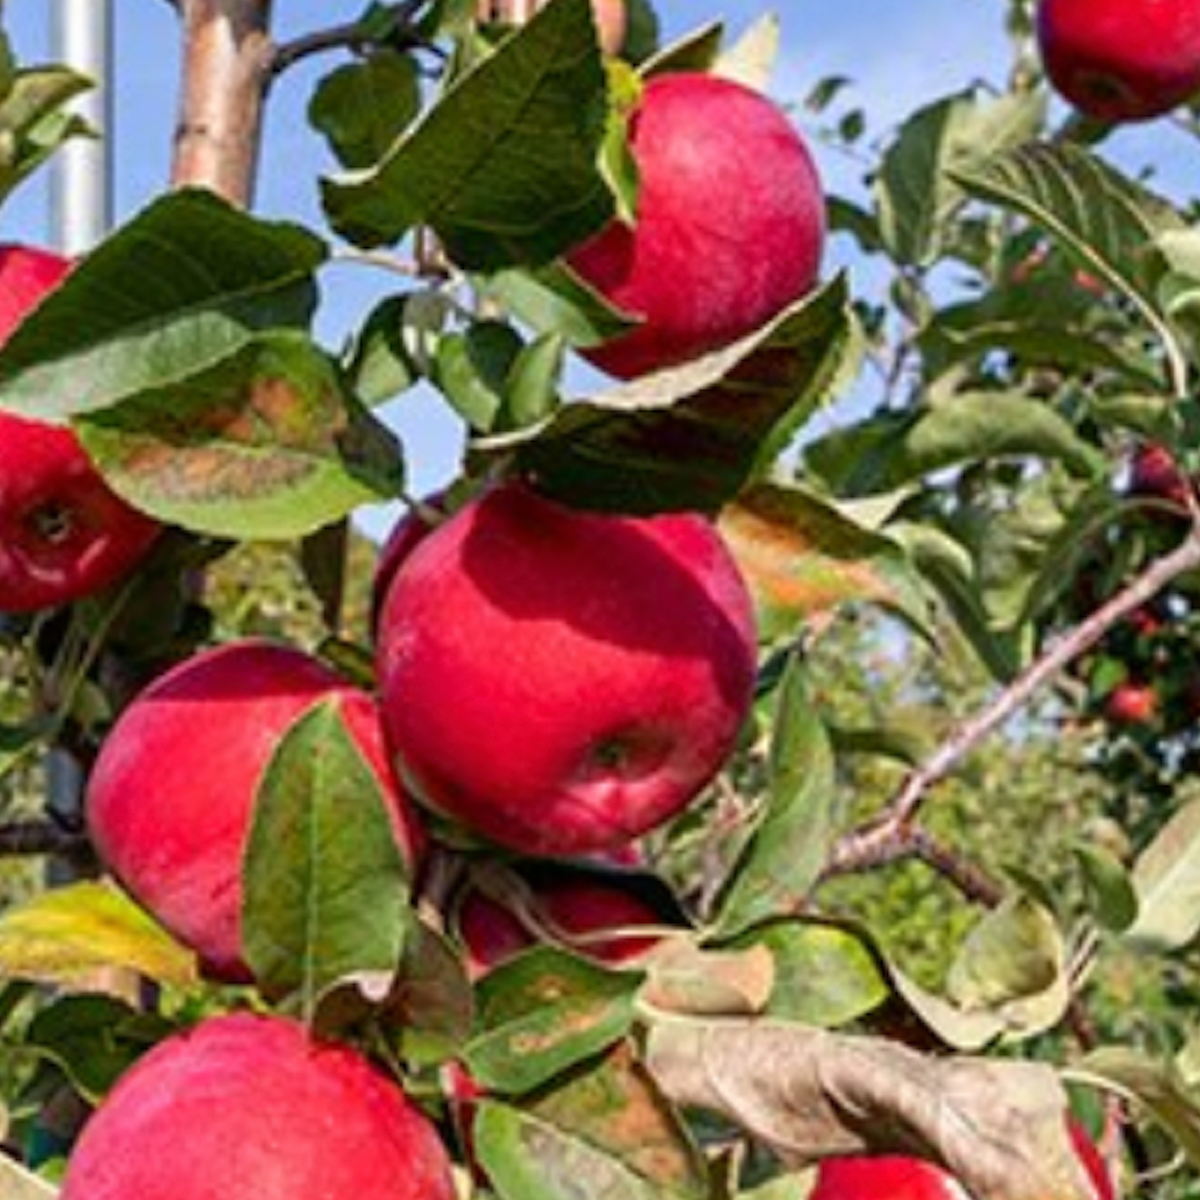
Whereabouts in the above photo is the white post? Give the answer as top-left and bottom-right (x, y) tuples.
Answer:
(50, 0), (113, 253)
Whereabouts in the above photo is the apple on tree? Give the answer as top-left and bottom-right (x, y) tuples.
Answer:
(85, 638), (425, 982)
(60, 1011), (456, 1200)
(1036, 0), (1200, 122)
(1103, 679), (1158, 726)
(566, 70), (826, 379)
(0, 245), (161, 613)
(809, 1116), (1114, 1200)
(374, 479), (759, 857)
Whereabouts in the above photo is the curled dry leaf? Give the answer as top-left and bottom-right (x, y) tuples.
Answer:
(644, 1019), (1098, 1200)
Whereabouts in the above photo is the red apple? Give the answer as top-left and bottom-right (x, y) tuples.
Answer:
(458, 872), (668, 977)
(371, 491), (448, 632)
(1128, 443), (1192, 513)
(375, 480), (758, 857)
(810, 1118), (1113, 1200)
(1104, 680), (1158, 725)
(566, 71), (825, 379)
(0, 245), (160, 612)
(60, 1012), (456, 1200)
(86, 639), (424, 982)
(1036, 0), (1200, 122)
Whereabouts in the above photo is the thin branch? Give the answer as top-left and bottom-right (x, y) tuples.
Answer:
(269, 1), (431, 78)
(822, 526), (1200, 880)
(0, 820), (89, 858)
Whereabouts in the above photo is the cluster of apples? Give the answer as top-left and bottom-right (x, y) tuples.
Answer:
(1037, 0), (1200, 122)
(40, 23), (837, 1200)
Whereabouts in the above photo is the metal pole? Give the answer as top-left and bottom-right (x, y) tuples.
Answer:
(51, 0), (114, 253)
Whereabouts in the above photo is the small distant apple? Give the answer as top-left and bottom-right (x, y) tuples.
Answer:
(1037, 0), (1200, 122)
(1128, 443), (1193, 519)
(375, 480), (758, 857)
(0, 245), (160, 612)
(86, 639), (424, 982)
(60, 1012), (456, 1200)
(566, 72), (825, 379)
(1104, 680), (1158, 726)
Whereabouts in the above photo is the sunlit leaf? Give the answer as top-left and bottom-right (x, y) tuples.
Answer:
(0, 880), (197, 989)
(1126, 798), (1200, 951)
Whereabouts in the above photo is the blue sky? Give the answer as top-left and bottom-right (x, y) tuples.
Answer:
(2, 2), (1194, 527)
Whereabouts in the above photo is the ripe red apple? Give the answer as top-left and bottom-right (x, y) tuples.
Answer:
(370, 491), (448, 631)
(1036, 0), (1200, 122)
(1128, 442), (1192, 514)
(86, 639), (425, 982)
(0, 245), (160, 612)
(375, 480), (758, 857)
(809, 1118), (1113, 1200)
(60, 1012), (456, 1200)
(458, 872), (668, 977)
(1104, 680), (1158, 725)
(566, 71), (825, 379)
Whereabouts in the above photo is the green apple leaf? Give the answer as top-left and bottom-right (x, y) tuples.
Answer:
(241, 697), (414, 1018)
(0, 189), (326, 424)
(477, 1043), (706, 1200)
(321, 0), (613, 269)
(344, 291), (452, 407)
(0, 62), (94, 210)
(640, 940), (776, 1017)
(465, 946), (643, 1094)
(718, 482), (933, 641)
(945, 893), (1069, 1033)
(308, 50), (422, 170)
(723, 918), (891, 1027)
(713, 654), (840, 938)
(952, 140), (1187, 374)
(875, 89), (1044, 267)
(24, 994), (173, 1104)
(476, 1091), (699, 1200)
(77, 332), (403, 541)
(0, 879), (198, 989)
(1072, 841), (1139, 935)
(509, 274), (854, 515)
(1125, 797), (1200, 952)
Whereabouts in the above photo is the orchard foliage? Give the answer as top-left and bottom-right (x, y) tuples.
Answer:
(6, 0), (1200, 1197)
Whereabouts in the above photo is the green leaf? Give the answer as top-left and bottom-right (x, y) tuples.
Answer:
(308, 51), (421, 170)
(724, 918), (890, 1026)
(345, 291), (451, 406)
(876, 89), (1044, 266)
(1125, 797), (1200, 952)
(0, 64), (93, 210)
(511, 275), (854, 515)
(434, 320), (524, 432)
(640, 941), (776, 1017)
(476, 1097), (697, 1200)
(714, 654), (840, 937)
(945, 894), (1069, 1032)
(241, 697), (414, 1016)
(77, 333), (404, 541)
(0, 880), (197, 988)
(952, 140), (1187, 375)
(0, 189), (327, 424)
(805, 391), (1104, 496)
(712, 13), (780, 92)
(718, 482), (933, 640)
(1072, 842), (1138, 935)
(25, 994), (172, 1103)
(465, 946), (643, 1094)
(1078, 1047), (1200, 1167)
(483, 261), (640, 347)
(640, 22), (723, 77)
(321, 0), (613, 269)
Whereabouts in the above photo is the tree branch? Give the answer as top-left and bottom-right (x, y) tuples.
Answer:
(821, 527), (1200, 895)
(171, 0), (274, 204)
(0, 820), (90, 858)
(269, 1), (431, 78)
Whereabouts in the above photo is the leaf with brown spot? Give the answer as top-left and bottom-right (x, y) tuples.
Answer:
(78, 332), (403, 540)
(719, 481), (933, 640)
(466, 946), (643, 1095)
